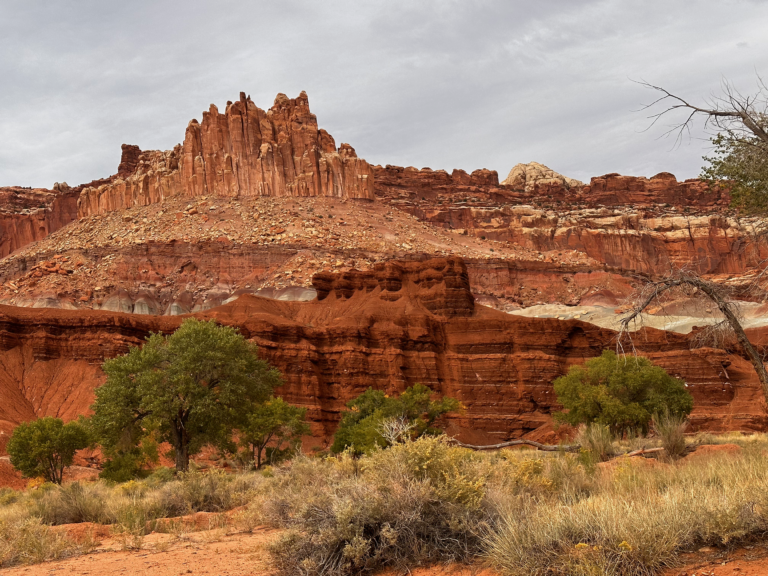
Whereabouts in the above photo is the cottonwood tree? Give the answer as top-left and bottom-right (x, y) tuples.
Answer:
(91, 318), (281, 473)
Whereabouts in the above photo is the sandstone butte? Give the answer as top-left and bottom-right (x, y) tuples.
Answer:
(0, 90), (767, 467)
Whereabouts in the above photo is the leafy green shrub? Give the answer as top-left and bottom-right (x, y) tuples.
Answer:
(7, 417), (90, 484)
(239, 397), (309, 469)
(554, 350), (693, 435)
(331, 384), (460, 454)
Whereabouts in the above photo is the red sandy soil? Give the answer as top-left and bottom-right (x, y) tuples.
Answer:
(664, 545), (768, 576)
(0, 528), (278, 576)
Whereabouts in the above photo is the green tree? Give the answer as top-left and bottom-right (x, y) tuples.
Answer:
(553, 350), (693, 435)
(7, 417), (90, 484)
(331, 384), (461, 454)
(239, 397), (309, 469)
(90, 318), (281, 473)
(702, 130), (768, 214)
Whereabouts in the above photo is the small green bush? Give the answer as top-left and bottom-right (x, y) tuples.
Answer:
(7, 417), (90, 484)
(331, 384), (460, 454)
(554, 350), (693, 435)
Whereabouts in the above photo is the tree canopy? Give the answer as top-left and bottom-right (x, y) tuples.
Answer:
(331, 384), (461, 454)
(7, 417), (90, 484)
(90, 318), (281, 472)
(553, 350), (693, 435)
(239, 397), (309, 469)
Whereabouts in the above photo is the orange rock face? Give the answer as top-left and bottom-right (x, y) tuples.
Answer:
(76, 92), (375, 217)
(0, 257), (763, 459)
(0, 185), (79, 258)
(374, 165), (765, 277)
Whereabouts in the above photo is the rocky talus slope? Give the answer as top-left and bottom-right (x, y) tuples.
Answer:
(0, 257), (763, 453)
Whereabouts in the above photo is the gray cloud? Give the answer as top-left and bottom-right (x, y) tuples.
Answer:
(1, 0), (767, 188)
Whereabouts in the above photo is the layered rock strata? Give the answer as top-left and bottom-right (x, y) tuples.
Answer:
(374, 166), (764, 277)
(77, 92), (374, 217)
(0, 185), (79, 258)
(0, 257), (763, 456)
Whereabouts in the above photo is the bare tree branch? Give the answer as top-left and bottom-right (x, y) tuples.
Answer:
(618, 271), (768, 402)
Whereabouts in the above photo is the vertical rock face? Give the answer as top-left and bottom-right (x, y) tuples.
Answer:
(77, 92), (375, 217)
(0, 185), (79, 258)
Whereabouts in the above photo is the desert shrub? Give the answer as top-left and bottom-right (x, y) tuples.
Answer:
(331, 384), (461, 454)
(652, 410), (688, 459)
(554, 350), (693, 435)
(485, 445), (768, 576)
(27, 482), (113, 525)
(0, 507), (81, 567)
(156, 469), (259, 516)
(257, 436), (488, 575)
(7, 417), (90, 484)
(576, 423), (616, 464)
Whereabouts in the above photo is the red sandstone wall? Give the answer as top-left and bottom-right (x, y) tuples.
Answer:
(0, 258), (762, 451)
(0, 186), (79, 258)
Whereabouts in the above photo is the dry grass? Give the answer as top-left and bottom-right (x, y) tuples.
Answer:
(2, 433), (768, 574)
(0, 468), (265, 568)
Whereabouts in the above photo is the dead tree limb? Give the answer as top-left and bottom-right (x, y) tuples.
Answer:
(637, 79), (768, 146)
(619, 274), (768, 402)
(450, 438), (580, 452)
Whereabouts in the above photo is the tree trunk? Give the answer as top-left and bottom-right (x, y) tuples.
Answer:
(694, 280), (768, 402)
(171, 421), (190, 472)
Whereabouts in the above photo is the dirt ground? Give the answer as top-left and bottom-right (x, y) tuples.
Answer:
(0, 528), (278, 576)
(664, 545), (768, 576)
(4, 528), (768, 576)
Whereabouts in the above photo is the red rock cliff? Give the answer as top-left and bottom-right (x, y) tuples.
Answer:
(77, 92), (375, 217)
(0, 185), (79, 258)
(0, 257), (763, 454)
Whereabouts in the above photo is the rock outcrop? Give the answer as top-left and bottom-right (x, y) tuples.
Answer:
(0, 257), (763, 457)
(373, 166), (760, 277)
(501, 162), (583, 191)
(0, 185), (79, 258)
(77, 92), (375, 217)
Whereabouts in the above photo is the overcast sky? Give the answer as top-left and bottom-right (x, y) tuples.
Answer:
(2, 0), (768, 189)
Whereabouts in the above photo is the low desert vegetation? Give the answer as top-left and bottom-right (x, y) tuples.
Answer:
(1, 341), (755, 576)
(7, 417), (90, 484)
(3, 431), (768, 573)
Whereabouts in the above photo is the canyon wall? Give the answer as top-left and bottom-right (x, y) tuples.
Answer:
(0, 186), (79, 258)
(374, 166), (766, 277)
(0, 258), (763, 451)
(77, 92), (375, 218)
